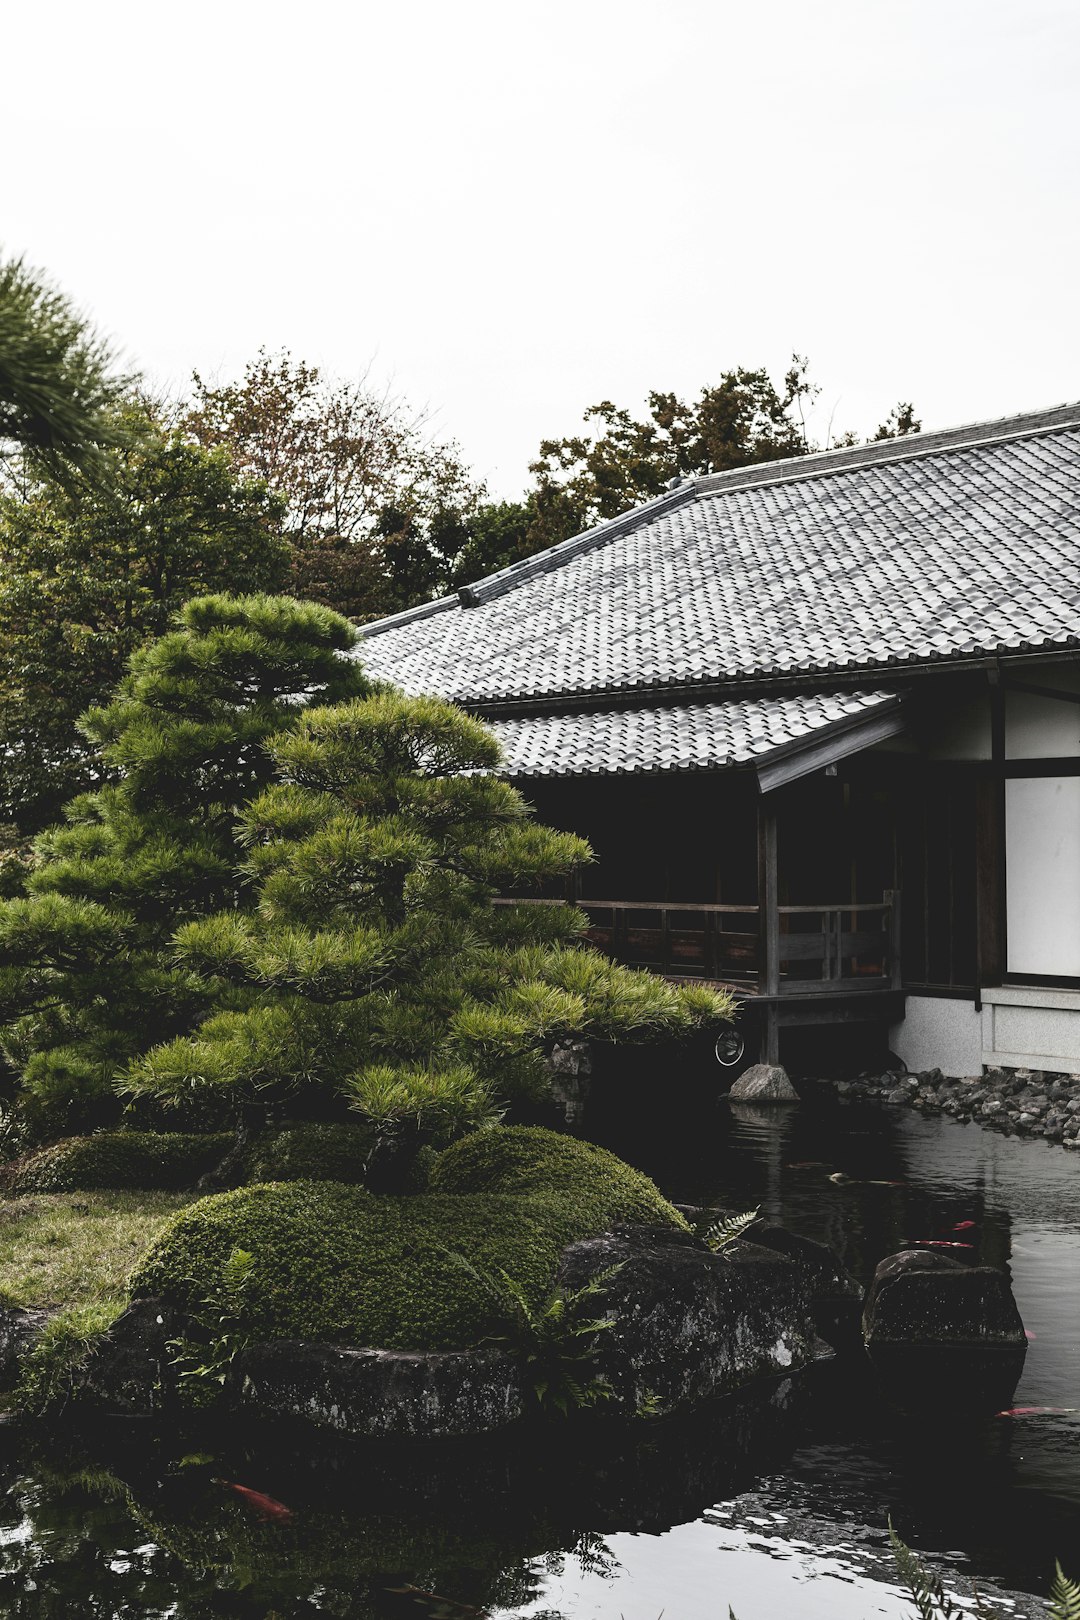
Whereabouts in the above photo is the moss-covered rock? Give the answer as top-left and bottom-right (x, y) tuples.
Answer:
(5, 1133), (233, 1196)
(242, 1122), (372, 1185)
(131, 1170), (677, 1352)
(430, 1125), (686, 1230)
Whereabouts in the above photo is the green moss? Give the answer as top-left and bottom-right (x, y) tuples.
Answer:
(6, 1132), (232, 1195)
(430, 1125), (686, 1230)
(132, 1177), (653, 1351)
(242, 1122), (372, 1184)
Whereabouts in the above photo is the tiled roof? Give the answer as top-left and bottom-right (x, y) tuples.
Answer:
(486, 691), (897, 777)
(358, 405), (1080, 709)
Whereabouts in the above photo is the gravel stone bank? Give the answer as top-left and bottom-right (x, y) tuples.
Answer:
(818, 1067), (1080, 1146)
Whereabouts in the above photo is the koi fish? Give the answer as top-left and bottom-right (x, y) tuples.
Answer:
(1025, 1330), (1038, 1341)
(786, 1161), (827, 1169)
(996, 1406), (1077, 1418)
(952, 1220), (976, 1231)
(217, 1480), (293, 1521)
(385, 1585), (487, 1617)
(905, 1239), (974, 1249)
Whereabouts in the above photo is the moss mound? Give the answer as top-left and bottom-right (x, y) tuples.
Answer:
(5, 1133), (233, 1196)
(132, 1172), (670, 1351)
(242, 1122), (372, 1185)
(430, 1125), (685, 1230)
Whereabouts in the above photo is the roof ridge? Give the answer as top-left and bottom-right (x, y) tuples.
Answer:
(357, 398), (1080, 636)
(432, 401), (1080, 615)
(693, 400), (1080, 495)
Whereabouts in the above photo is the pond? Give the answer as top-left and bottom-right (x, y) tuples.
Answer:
(3, 1075), (1079, 1619)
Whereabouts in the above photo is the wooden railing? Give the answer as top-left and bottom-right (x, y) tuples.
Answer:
(496, 892), (901, 996)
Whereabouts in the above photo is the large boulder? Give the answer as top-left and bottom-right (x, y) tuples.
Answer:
(728, 1064), (799, 1103)
(556, 1224), (818, 1415)
(749, 1224), (862, 1350)
(862, 1249), (1027, 1411)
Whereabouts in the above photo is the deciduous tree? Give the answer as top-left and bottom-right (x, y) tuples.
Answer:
(182, 351), (481, 620)
(0, 406), (289, 830)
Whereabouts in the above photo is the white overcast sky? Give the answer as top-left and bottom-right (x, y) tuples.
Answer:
(5, 0), (1079, 496)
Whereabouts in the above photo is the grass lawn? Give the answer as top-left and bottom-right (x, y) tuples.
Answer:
(0, 1189), (196, 1314)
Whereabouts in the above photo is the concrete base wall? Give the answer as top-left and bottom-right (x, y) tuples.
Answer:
(890, 996), (982, 1078)
(980, 987), (1080, 1073)
(890, 988), (1080, 1077)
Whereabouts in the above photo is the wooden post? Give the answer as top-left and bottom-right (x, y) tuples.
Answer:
(973, 674), (1006, 1007)
(762, 799), (780, 1064)
(887, 889), (903, 990)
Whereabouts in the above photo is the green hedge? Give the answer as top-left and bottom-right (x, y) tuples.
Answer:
(430, 1125), (685, 1230)
(242, 1122), (372, 1185)
(133, 1178), (648, 1351)
(7, 1132), (233, 1195)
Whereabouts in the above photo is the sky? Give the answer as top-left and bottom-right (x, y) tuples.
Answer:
(5, 0), (1079, 497)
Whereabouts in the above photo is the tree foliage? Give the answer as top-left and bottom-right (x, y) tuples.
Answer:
(122, 690), (731, 1181)
(0, 405), (290, 830)
(451, 361), (922, 584)
(182, 351), (480, 621)
(0, 594), (370, 1138)
(0, 254), (134, 483)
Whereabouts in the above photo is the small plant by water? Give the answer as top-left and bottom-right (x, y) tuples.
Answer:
(887, 1522), (1080, 1620)
(449, 1249), (622, 1414)
(701, 1206), (760, 1253)
(167, 1246), (255, 1408)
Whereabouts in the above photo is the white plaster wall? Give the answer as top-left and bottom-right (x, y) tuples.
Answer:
(890, 995), (982, 1077)
(1005, 777), (1080, 976)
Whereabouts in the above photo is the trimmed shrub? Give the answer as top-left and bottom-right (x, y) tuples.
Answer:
(133, 1178), (649, 1351)
(6, 1132), (233, 1195)
(242, 1122), (373, 1185)
(430, 1125), (685, 1231)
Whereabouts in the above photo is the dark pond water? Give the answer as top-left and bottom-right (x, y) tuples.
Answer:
(3, 1070), (1080, 1619)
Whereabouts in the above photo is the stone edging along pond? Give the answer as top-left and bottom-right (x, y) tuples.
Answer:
(820, 1066), (1080, 1146)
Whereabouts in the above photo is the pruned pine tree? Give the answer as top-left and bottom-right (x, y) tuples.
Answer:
(0, 594), (370, 1138)
(123, 693), (733, 1182)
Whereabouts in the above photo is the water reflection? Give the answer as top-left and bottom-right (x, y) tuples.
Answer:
(2, 1074), (1079, 1617)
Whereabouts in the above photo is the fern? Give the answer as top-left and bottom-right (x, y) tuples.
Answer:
(445, 1249), (623, 1414)
(702, 1206), (760, 1254)
(888, 1520), (963, 1619)
(167, 1246), (255, 1408)
(1050, 1563), (1080, 1620)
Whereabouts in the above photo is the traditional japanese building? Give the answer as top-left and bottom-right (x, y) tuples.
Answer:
(357, 403), (1080, 1078)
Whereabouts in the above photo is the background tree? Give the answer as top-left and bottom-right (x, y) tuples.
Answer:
(182, 351), (481, 621)
(0, 594), (370, 1140)
(0, 255), (133, 483)
(450, 362), (922, 583)
(0, 403), (289, 831)
(123, 692), (731, 1185)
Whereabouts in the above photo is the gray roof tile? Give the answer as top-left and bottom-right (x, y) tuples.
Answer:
(486, 691), (895, 778)
(359, 407), (1080, 709)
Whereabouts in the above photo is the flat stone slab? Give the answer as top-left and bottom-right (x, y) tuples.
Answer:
(0, 1301), (53, 1386)
(235, 1341), (524, 1438)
